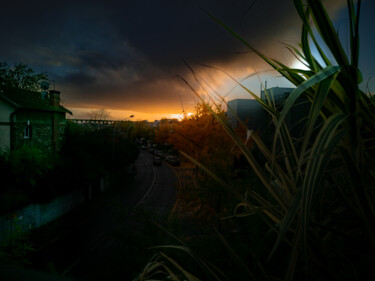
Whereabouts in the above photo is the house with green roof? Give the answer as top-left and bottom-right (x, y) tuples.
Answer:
(0, 87), (72, 152)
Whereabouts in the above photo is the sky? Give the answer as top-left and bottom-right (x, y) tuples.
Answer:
(1, 0), (374, 121)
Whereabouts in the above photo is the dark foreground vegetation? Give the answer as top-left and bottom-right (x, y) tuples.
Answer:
(1, 0), (374, 280)
(0, 122), (139, 216)
(0, 122), (139, 269)
(136, 1), (375, 281)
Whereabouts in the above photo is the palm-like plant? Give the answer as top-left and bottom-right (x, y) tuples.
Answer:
(200, 0), (375, 279)
(136, 1), (375, 280)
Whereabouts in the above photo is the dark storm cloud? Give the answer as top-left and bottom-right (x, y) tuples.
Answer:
(106, 0), (300, 68)
(1, 0), (365, 114)
(62, 72), (97, 86)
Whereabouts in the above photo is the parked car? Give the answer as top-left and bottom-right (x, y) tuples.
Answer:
(153, 156), (162, 165)
(166, 155), (180, 166)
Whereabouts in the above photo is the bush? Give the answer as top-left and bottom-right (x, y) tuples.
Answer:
(0, 146), (52, 214)
(60, 123), (139, 182)
(0, 123), (139, 214)
(0, 216), (35, 266)
(8, 146), (52, 187)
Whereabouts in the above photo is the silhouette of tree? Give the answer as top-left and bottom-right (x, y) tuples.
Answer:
(155, 101), (250, 220)
(88, 108), (111, 120)
(0, 62), (48, 92)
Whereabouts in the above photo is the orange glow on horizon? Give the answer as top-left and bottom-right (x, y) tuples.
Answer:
(170, 112), (193, 121)
(67, 107), (193, 122)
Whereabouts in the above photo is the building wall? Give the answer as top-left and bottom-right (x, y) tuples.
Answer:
(12, 110), (67, 152)
(227, 99), (238, 126)
(228, 88), (311, 145)
(260, 87), (294, 105)
(0, 101), (15, 151)
(261, 87), (310, 139)
(227, 99), (268, 134)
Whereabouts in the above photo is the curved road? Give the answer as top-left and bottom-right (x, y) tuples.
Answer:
(25, 150), (178, 281)
(131, 151), (178, 215)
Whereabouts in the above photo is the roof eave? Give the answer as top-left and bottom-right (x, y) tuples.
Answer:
(0, 93), (20, 108)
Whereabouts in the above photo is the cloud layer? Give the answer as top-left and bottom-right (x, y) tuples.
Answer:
(1, 0), (371, 119)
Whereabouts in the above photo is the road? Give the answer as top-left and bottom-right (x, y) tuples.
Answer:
(25, 150), (178, 281)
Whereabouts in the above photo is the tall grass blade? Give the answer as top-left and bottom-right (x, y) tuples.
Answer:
(274, 66), (340, 142)
(159, 252), (201, 281)
(307, 0), (349, 66)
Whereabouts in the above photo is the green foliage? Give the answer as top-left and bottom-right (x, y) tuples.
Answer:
(0, 123), (139, 214)
(131, 120), (155, 140)
(0, 146), (52, 214)
(8, 145), (52, 187)
(60, 121), (139, 183)
(0, 216), (35, 266)
(0, 62), (48, 92)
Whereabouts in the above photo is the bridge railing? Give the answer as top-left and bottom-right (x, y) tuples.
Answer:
(68, 119), (130, 125)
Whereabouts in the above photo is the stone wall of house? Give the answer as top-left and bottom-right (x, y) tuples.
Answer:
(12, 110), (67, 152)
(13, 122), (53, 151)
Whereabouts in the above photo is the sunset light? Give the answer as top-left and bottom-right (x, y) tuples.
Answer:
(67, 107), (194, 122)
(1, 0), (374, 280)
(170, 112), (193, 121)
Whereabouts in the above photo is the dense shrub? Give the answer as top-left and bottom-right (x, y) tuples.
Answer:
(0, 146), (52, 214)
(0, 122), (139, 214)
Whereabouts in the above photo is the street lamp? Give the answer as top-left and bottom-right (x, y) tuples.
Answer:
(112, 114), (135, 164)
(123, 115), (134, 121)
(126, 115), (134, 136)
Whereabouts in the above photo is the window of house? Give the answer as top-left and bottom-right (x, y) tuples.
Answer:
(24, 120), (31, 139)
